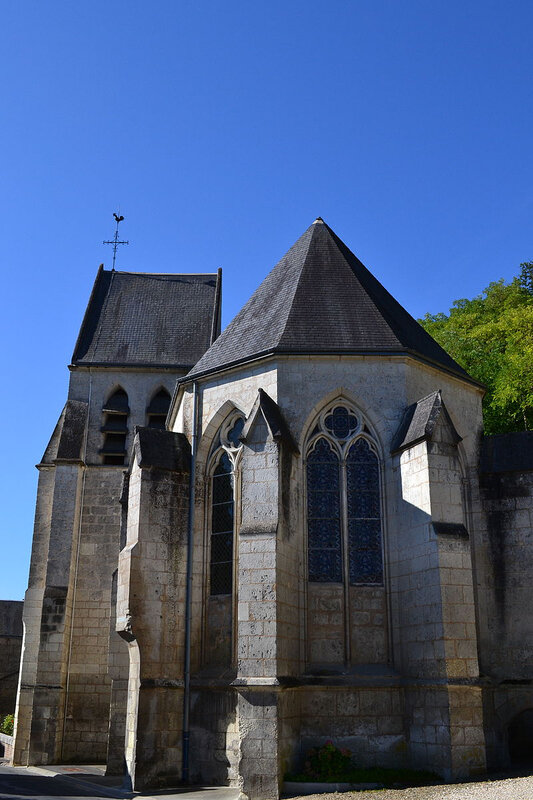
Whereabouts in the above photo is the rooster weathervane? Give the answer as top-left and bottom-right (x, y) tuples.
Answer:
(103, 213), (129, 270)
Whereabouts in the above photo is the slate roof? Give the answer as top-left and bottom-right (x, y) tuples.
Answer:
(241, 388), (299, 452)
(390, 390), (461, 454)
(41, 400), (89, 464)
(133, 426), (191, 472)
(72, 266), (221, 368)
(186, 219), (473, 382)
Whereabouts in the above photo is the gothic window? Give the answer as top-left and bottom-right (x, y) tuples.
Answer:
(209, 415), (244, 596)
(307, 438), (342, 583)
(100, 388), (129, 465)
(346, 438), (382, 584)
(146, 387), (171, 430)
(211, 451), (234, 595)
(306, 405), (383, 586)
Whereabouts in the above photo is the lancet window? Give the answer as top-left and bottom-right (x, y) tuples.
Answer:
(209, 414), (244, 596)
(306, 405), (383, 586)
(100, 388), (129, 465)
(146, 387), (171, 430)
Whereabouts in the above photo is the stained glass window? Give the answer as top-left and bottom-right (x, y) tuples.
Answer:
(210, 451), (234, 595)
(347, 439), (383, 584)
(306, 407), (383, 587)
(306, 438), (342, 582)
(324, 406), (358, 440)
(226, 417), (244, 447)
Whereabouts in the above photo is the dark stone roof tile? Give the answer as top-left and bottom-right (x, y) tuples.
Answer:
(41, 401), (88, 464)
(186, 219), (472, 381)
(241, 388), (299, 452)
(391, 390), (461, 453)
(72, 267), (220, 367)
(133, 426), (191, 472)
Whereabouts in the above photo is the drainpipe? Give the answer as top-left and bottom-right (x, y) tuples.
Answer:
(182, 380), (198, 783)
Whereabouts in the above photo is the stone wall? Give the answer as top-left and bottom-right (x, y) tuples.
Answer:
(300, 686), (406, 768)
(189, 688), (238, 785)
(478, 440), (533, 678)
(60, 467), (124, 762)
(19, 461), (85, 766)
(474, 432), (533, 769)
(0, 601), (23, 718)
(117, 429), (191, 790)
(0, 733), (14, 761)
(12, 465), (55, 765)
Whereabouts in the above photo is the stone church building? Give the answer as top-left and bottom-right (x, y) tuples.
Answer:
(10, 219), (533, 797)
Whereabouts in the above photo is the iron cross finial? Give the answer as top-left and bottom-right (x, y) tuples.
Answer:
(103, 212), (129, 270)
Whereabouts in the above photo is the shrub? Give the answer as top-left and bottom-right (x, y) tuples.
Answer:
(1, 714), (14, 736)
(286, 740), (439, 787)
(302, 741), (353, 781)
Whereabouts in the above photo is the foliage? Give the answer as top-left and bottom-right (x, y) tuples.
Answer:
(1, 714), (14, 736)
(301, 741), (353, 781)
(419, 267), (533, 434)
(519, 261), (533, 295)
(285, 741), (438, 787)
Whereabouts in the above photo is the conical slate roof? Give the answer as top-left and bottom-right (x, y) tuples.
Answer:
(187, 219), (470, 381)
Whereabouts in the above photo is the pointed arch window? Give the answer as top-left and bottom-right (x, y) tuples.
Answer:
(306, 405), (383, 586)
(101, 388), (129, 465)
(204, 412), (244, 668)
(211, 451), (234, 595)
(209, 415), (244, 596)
(146, 387), (171, 430)
(307, 438), (342, 582)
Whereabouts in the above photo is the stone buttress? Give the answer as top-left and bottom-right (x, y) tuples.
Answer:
(233, 390), (300, 799)
(116, 427), (191, 789)
(391, 391), (485, 778)
(13, 401), (88, 765)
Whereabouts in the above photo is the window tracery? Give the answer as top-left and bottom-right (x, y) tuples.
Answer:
(306, 405), (383, 586)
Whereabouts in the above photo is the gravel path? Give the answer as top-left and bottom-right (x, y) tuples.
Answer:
(292, 775), (533, 800)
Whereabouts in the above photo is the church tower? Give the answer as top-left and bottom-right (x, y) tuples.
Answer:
(13, 266), (221, 768)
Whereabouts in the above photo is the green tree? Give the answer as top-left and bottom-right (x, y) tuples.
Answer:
(519, 261), (533, 295)
(419, 271), (533, 434)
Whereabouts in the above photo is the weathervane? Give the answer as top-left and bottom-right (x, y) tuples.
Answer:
(103, 213), (129, 270)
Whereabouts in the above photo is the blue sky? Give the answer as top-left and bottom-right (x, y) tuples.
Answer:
(1, 1), (532, 599)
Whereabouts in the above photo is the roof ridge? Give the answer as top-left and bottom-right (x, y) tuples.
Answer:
(323, 222), (405, 347)
(278, 220), (407, 353)
(185, 223), (317, 378)
(277, 223), (317, 345)
(323, 222), (449, 357)
(113, 270), (217, 278)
